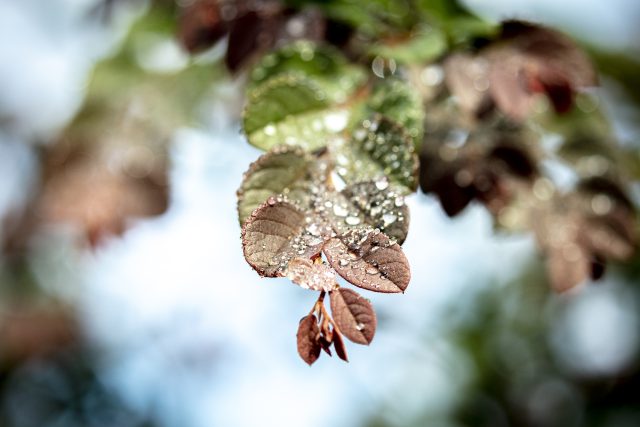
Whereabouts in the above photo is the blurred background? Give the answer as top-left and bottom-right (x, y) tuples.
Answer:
(0, 1), (639, 426)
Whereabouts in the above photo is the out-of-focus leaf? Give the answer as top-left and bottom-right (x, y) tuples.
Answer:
(248, 40), (366, 102)
(323, 227), (410, 293)
(367, 26), (447, 64)
(243, 75), (350, 151)
(236, 146), (329, 224)
(337, 115), (418, 194)
(177, 0), (227, 53)
(330, 287), (377, 345)
(332, 329), (349, 361)
(296, 314), (321, 365)
(241, 197), (332, 277)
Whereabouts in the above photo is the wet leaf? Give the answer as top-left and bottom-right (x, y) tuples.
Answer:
(243, 74), (349, 151)
(337, 115), (418, 194)
(363, 78), (425, 147)
(236, 146), (328, 224)
(319, 180), (410, 244)
(332, 329), (349, 362)
(330, 288), (377, 345)
(296, 314), (321, 365)
(248, 40), (366, 102)
(241, 197), (332, 277)
(323, 227), (410, 293)
(285, 258), (338, 292)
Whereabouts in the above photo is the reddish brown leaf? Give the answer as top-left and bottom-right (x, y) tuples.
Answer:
(178, 0), (228, 53)
(319, 335), (333, 356)
(296, 314), (321, 365)
(323, 228), (410, 293)
(241, 197), (331, 277)
(330, 288), (377, 345)
(546, 245), (590, 293)
(332, 329), (349, 362)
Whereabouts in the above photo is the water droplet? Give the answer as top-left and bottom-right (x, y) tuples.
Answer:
(365, 266), (378, 275)
(264, 124), (276, 136)
(375, 178), (389, 190)
(339, 259), (349, 266)
(345, 216), (361, 225)
(394, 197), (404, 207)
(382, 213), (397, 226)
(356, 323), (365, 331)
(333, 204), (349, 217)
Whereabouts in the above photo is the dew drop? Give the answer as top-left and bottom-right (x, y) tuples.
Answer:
(382, 213), (397, 226)
(345, 216), (361, 225)
(333, 204), (349, 217)
(365, 266), (378, 275)
(356, 323), (365, 331)
(264, 124), (276, 136)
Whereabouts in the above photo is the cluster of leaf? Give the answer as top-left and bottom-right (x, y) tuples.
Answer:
(178, 0), (638, 363)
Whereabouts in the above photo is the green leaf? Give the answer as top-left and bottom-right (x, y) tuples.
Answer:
(362, 78), (425, 146)
(367, 27), (447, 64)
(237, 146), (329, 224)
(243, 75), (350, 151)
(336, 115), (419, 194)
(248, 40), (366, 103)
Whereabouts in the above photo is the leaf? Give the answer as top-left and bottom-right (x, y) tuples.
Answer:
(330, 288), (377, 345)
(443, 52), (491, 116)
(362, 78), (425, 147)
(241, 197), (332, 277)
(332, 329), (349, 362)
(319, 179), (410, 244)
(243, 75), (349, 151)
(285, 258), (338, 292)
(248, 40), (366, 102)
(337, 115), (418, 194)
(236, 145), (328, 224)
(546, 245), (591, 293)
(296, 314), (321, 365)
(177, 0), (227, 53)
(323, 227), (411, 293)
(368, 27), (447, 65)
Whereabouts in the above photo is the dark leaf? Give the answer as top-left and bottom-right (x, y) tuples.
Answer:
(332, 329), (349, 362)
(323, 228), (410, 293)
(178, 0), (227, 53)
(330, 288), (377, 345)
(319, 335), (333, 356)
(296, 314), (321, 365)
(590, 254), (607, 280)
(225, 9), (282, 72)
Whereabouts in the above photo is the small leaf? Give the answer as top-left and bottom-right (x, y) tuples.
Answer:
(337, 115), (418, 194)
(332, 329), (349, 362)
(330, 288), (377, 345)
(243, 75), (349, 151)
(546, 245), (590, 293)
(241, 198), (332, 277)
(236, 145), (328, 224)
(443, 53), (491, 116)
(323, 228), (411, 293)
(297, 314), (321, 365)
(248, 40), (366, 102)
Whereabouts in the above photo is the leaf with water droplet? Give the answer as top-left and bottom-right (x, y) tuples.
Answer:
(248, 40), (366, 102)
(361, 78), (425, 147)
(323, 228), (411, 293)
(330, 288), (376, 345)
(297, 314), (321, 365)
(237, 145), (329, 224)
(336, 115), (418, 194)
(243, 74), (351, 151)
(241, 198), (331, 277)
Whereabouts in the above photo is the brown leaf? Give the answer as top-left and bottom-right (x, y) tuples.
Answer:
(332, 329), (349, 362)
(296, 314), (321, 365)
(241, 197), (332, 277)
(178, 0), (228, 53)
(319, 335), (333, 356)
(443, 53), (492, 115)
(323, 228), (410, 293)
(330, 288), (376, 345)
